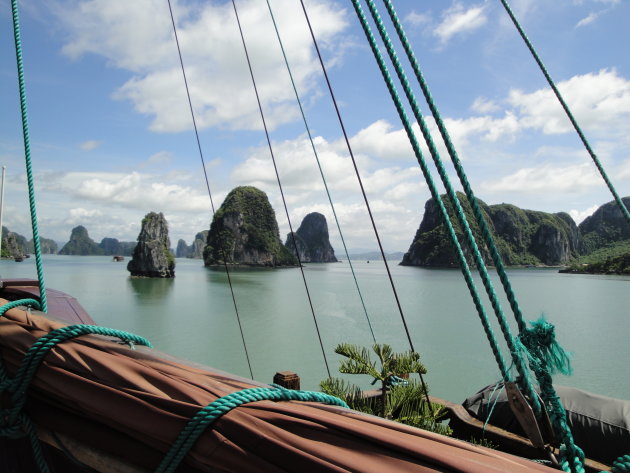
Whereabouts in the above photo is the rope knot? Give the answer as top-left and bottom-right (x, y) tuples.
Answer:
(1, 410), (27, 439)
(519, 316), (572, 376)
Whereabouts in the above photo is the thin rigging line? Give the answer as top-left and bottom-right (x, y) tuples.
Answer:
(264, 0), (376, 344)
(499, 0), (630, 228)
(299, 0), (415, 355)
(231, 0), (330, 378)
(167, 0), (253, 380)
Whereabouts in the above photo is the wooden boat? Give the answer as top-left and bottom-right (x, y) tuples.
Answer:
(2, 1), (627, 472)
(0, 279), (563, 473)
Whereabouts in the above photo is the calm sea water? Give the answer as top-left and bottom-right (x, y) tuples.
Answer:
(1, 255), (628, 402)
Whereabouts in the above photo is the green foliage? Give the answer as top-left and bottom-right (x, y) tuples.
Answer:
(402, 193), (580, 267)
(59, 225), (104, 256)
(204, 186), (298, 266)
(320, 343), (450, 436)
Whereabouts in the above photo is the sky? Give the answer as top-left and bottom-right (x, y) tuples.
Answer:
(0, 0), (628, 253)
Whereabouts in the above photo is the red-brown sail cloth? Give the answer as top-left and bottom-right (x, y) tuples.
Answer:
(0, 302), (557, 473)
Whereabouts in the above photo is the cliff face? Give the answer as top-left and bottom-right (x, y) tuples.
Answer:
(28, 237), (58, 255)
(127, 212), (175, 278)
(203, 186), (297, 267)
(59, 226), (104, 255)
(99, 237), (135, 256)
(579, 197), (630, 254)
(188, 231), (208, 259)
(401, 194), (580, 267)
(285, 212), (337, 263)
(175, 239), (190, 258)
(174, 231), (208, 258)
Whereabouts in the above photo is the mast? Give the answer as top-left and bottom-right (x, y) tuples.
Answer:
(0, 166), (5, 258)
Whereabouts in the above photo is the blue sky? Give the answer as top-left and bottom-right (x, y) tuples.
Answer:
(0, 0), (628, 252)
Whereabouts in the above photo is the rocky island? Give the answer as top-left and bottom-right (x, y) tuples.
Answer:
(127, 212), (175, 278)
(59, 225), (104, 256)
(285, 212), (337, 263)
(176, 231), (208, 259)
(560, 197), (630, 274)
(401, 193), (579, 267)
(203, 186), (298, 267)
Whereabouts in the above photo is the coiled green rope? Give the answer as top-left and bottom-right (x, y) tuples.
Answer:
(155, 386), (348, 473)
(0, 320), (151, 473)
(0, 298), (41, 317)
(10, 0), (47, 313)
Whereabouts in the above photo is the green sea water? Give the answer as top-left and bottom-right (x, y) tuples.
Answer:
(1, 255), (628, 403)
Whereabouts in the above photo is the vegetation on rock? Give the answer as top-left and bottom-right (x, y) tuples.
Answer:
(59, 226), (104, 256)
(401, 193), (580, 267)
(99, 237), (135, 256)
(127, 212), (175, 278)
(204, 186), (297, 267)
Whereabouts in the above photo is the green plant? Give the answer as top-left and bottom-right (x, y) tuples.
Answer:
(320, 343), (451, 436)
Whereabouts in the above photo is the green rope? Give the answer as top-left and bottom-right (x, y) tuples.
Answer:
(607, 455), (630, 473)
(155, 386), (348, 473)
(264, 0), (375, 344)
(0, 322), (151, 473)
(498, 0), (630, 228)
(10, 0), (47, 313)
(517, 317), (584, 472)
(379, 0), (530, 337)
(357, 2), (586, 470)
(348, 0), (515, 385)
(0, 298), (41, 317)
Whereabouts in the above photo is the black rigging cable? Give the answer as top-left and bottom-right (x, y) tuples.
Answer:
(167, 0), (253, 379)
(263, 0), (376, 344)
(299, 0), (416, 355)
(231, 0), (331, 378)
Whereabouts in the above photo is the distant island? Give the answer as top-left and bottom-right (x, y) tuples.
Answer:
(401, 194), (629, 274)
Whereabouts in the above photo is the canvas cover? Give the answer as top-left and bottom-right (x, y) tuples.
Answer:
(463, 382), (630, 465)
(0, 302), (559, 473)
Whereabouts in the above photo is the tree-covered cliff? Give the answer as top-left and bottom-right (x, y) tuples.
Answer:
(578, 197), (630, 254)
(204, 186), (298, 267)
(99, 237), (136, 256)
(58, 226), (104, 256)
(401, 193), (580, 267)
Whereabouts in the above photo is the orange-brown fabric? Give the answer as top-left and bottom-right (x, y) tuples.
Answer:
(0, 304), (556, 473)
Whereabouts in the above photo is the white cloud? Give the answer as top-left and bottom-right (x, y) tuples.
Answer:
(146, 151), (172, 165)
(576, 11), (601, 28)
(42, 171), (211, 213)
(569, 204), (599, 224)
(434, 3), (487, 44)
(405, 11), (431, 27)
(471, 97), (500, 114)
(508, 69), (630, 136)
(349, 120), (414, 160)
(79, 140), (102, 151)
(481, 163), (602, 194)
(68, 208), (103, 218)
(56, 0), (348, 133)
